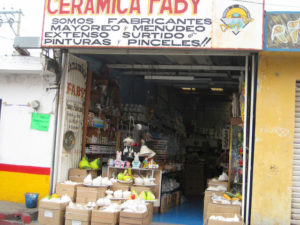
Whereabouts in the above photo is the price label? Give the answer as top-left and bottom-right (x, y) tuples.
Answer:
(72, 220), (82, 225)
(44, 210), (53, 218)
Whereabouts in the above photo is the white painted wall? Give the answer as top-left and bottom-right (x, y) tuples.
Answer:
(0, 56), (57, 168)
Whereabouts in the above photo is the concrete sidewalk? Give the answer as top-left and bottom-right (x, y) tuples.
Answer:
(0, 201), (38, 224)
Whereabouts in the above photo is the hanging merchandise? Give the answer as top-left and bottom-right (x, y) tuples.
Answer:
(232, 93), (240, 117)
(139, 141), (158, 169)
(122, 136), (135, 165)
(240, 84), (245, 122)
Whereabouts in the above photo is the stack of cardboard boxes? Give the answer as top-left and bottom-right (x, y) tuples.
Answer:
(38, 200), (70, 225)
(76, 186), (107, 204)
(160, 191), (181, 214)
(203, 178), (243, 225)
(65, 206), (92, 225)
(38, 168), (154, 225)
(91, 209), (120, 225)
(120, 202), (153, 225)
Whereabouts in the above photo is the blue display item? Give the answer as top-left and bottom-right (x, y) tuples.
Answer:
(24, 193), (39, 208)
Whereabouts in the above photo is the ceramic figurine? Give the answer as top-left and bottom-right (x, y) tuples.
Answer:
(122, 137), (135, 161)
(148, 157), (159, 169)
(143, 156), (149, 168)
(114, 151), (123, 167)
(124, 160), (131, 168)
(132, 152), (141, 168)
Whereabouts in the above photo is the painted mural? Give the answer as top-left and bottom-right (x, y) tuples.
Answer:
(265, 12), (300, 50)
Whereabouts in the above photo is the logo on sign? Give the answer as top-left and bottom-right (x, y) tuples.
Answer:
(220, 5), (253, 35)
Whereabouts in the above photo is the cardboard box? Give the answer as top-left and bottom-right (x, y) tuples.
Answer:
(91, 209), (120, 225)
(69, 168), (98, 182)
(203, 191), (225, 222)
(160, 195), (168, 214)
(38, 200), (69, 225)
(55, 182), (82, 201)
(207, 179), (228, 189)
(65, 206), (92, 225)
(146, 202), (153, 223)
(206, 213), (243, 225)
(206, 202), (241, 222)
(76, 186), (107, 204)
(130, 186), (152, 194)
(111, 182), (131, 192)
(175, 191), (181, 206)
(120, 210), (149, 225)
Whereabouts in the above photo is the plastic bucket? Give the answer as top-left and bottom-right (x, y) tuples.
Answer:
(24, 193), (39, 208)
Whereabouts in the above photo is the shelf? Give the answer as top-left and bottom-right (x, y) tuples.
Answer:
(86, 152), (115, 155)
(108, 166), (161, 171)
(86, 143), (116, 146)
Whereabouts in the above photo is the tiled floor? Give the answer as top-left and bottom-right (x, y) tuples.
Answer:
(152, 196), (203, 225)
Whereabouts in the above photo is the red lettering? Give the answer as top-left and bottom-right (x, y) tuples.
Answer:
(67, 83), (85, 98)
(77, 86), (81, 96)
(60, 0), (70, 14)
(47, 0), (58, 14)
(149, 0), (160, 14)
(174, 0), (187, 14)
(117, 0), (128, 14)
(84, 0), (95, 14)
(191, 0), (200, 14)
(160, 0), (172, 14)
(71, 85), (76, 96)
(67, 82), (73, 94)
(129, 0), (140, 14)
(72, 0), (83, 14)
(96, 0), (111, 14)
(111, 0), (117, 14)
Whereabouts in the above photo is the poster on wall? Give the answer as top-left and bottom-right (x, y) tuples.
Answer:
(265, 12), (300, 51)
(41, 0), (264, 50)
(30, 113), (51, 132)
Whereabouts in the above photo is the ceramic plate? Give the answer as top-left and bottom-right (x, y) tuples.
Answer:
(83, 184), (110, 187)
(117, 180), (133, 184)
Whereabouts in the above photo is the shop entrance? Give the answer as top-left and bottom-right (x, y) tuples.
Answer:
(70, 49), (257, 225)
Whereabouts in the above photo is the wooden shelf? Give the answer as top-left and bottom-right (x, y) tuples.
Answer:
(86, 143), (116, 146)
(108, 166), (160, 171)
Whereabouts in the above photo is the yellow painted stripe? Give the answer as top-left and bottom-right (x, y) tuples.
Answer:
(0, 171), (50, 203)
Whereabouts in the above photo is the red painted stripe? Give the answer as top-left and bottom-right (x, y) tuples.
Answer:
(0, 163), (51, 175)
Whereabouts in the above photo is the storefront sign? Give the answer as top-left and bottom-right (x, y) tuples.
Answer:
(265, 12), (300, 51)
(41, 0), (264, 50)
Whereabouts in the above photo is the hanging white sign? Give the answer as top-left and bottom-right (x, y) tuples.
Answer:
(41, 0), (264, 50)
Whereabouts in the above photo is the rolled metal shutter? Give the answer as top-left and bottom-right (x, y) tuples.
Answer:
(292, 82), (300, 224)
